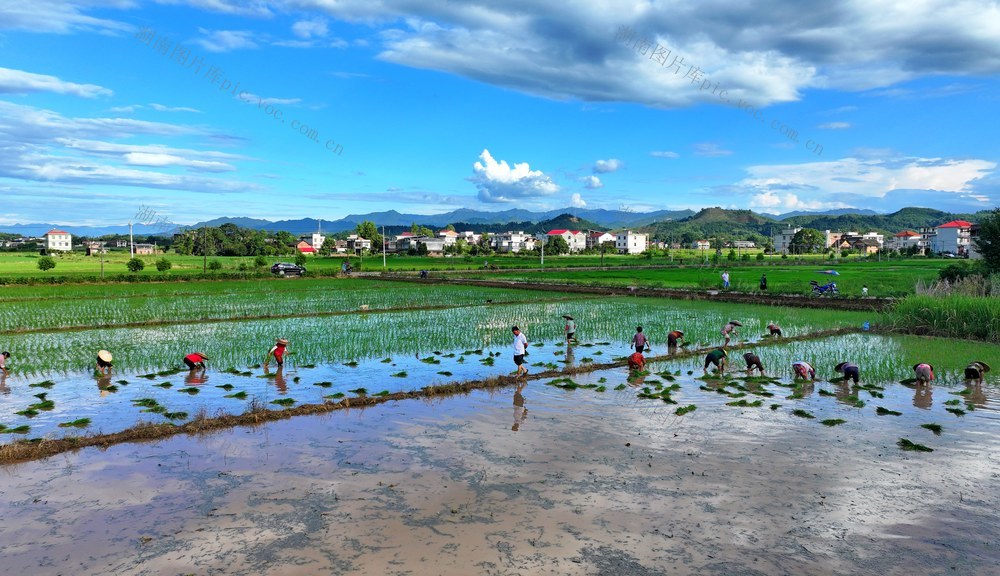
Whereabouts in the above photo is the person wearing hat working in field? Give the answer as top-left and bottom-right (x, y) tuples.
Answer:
(704, 348), (727, 375)
(264, 338), (289, 369)
(965, 361), (990, 386)
(511, 326), (529, 377)
(183, 352), (208, 370)
(627, 351), (646, 371)
(721, 320), (741, 346)
(834, 361), (860, 385)
(96, 350), (113, 375)
(767, 322), (782, 337)
(666, 330), (684, 352)
(743, 352), (765, 376)
(563, 315), (577, 344)
(913, 363), (934, 385)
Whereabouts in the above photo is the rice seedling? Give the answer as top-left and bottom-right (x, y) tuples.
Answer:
(58, 418), (92, 428)
(216, 384), (235, 390)
(437, 371), (453, 376)
(116, 379), (129, 385)
(154, 382), (172, 388)
(479, 357), (495, 366)
(380, 358), (393, 363)
(897, 438), (933, 452)
(945, 408), (966, 417)
(770, 404), (781, 410)
(581, 357), (594, 363)
(820, 419), (847, 426)
(163, 412), (188, 420)
(15, 409), (38, 418)
(177, 387), (200, 395)
(313, 381), (333, 387)
(5, 425), (30, 434)
(675, 405), (697, 416)
(325, 392), (345, 399)
(29, 400), (55, 411)
(348, 388), (368, 395)
(391, 371), (408, 377)
(271, 398), (296, 406)
(28, 380), (55, 389)
(943, 399), (961, 405)
(419, 357), (440, 364)
(876, 407), (902, 416)
(595, 385), (606, 392)
(920, 423), (943, 434)
(614, 384), (627, 390)
(224, 391), (247, 399)
(344, 361), (359, 367)
(845, 395), (865, 408)
(142, 406), (166, 414)
(375, 390), (390, 397)
(546, 378), (579, 390)
(727, 399), (763, 408)
(791, 409), (815, 419)
(132, 398), (159, 407)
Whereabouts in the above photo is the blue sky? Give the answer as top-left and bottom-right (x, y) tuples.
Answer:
(1, 0), (998, 226)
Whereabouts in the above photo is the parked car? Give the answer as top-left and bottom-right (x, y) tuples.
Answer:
(271, 262), (306, 276)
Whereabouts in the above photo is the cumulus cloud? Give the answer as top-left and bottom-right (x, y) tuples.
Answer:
(581, 175), (603, 189)
(570, 193), (587, 208)
(193, 28), (259, 52)
(650, 151), (679, 159)
(818, 122), (851, 130)
(593, 158), (622, 173)
(741, 156), (996, 212)
(470, 149), (559, 203)
(0, 67), (112, 98)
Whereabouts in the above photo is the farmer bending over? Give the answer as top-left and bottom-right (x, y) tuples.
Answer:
(965, 361), (990, 386)
(628, 351), (646, 371)
(743, 352), (765, 376)
(835, 361), (860, 385)
(913, 363), (934, 385)
(792, 361), (815, 380)
(264, 338), (289, 369)
(184, 352), (208, 370)
(704, 348), (727, 375)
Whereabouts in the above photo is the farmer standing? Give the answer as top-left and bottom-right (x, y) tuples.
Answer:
(563, 315), (576, 344)
(0, 351), (9, 376)
(512, 326), (529, 377)
(632, 326), (649, 353)
(264, 338), (289, 369)
(759, 273), (767, 291)
(722, 270), (730, 289)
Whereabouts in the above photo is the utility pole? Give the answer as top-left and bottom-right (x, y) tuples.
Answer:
(129, 221), (134, 258)
(382, 225), (386, 270)
(202, 227), (207, 273)
(540, 241), (544, 268)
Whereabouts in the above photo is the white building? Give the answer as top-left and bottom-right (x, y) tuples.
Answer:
(773, 227), (801, 254)
(346, 234), (372, 253)
(537, 229), (587, 252)
(493, 231), (533, 253)
(886, 231), (923, 252)
(615, 230), (648, 254)
(299, 232), (326, 252)
(44, 229), (73, 252)
(692, 240), (711, 250)
(730, 240), (756, 249)
(586, 231), (616, 250)
(437, 229), (459, 246)
(930, 220), (973, 255)
(457, 230), (481, 245)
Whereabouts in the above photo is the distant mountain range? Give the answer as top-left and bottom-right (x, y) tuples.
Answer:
(0, 206), (981, 238)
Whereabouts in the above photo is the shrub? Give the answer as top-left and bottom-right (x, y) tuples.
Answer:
(727, 250), (737, 261)
(155, 258), (172, 272)
(295, 253), (308, 267)
(208, 259), (223, 271)
(126, 258), (145, 273)
(37, 256), (56, 271)
(254, 255), (268, 268)
(756, 253), (765, 261)
(781, 254), (788, 259)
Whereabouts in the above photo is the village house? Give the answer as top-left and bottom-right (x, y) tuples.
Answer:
(493, 231), (533, 253)
(969, 224), (981, 259)
(729, 240), (756, 249)
(691, 239), (711, 250)
(615, 230), (648, 254)
(586, 231), (615, 250)
(886, 230), (924, 252)
(296, 241), (316, 255)
(300, 232), (326, 252)
(437, 229), (459, 246)
(346, 234), (372, 254)
(929, 220), (973, 255)
(538, 229), (586, 252)
(44, 229), (73, 252)
(133, 243), (157, 255)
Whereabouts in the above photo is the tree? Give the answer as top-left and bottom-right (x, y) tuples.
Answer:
(790, 228), (825, 253)
(37, 256), (56, 271)
(126, 257), (145, 273)
(355, 221), (383, 253)
(445, 223), (455, 231)
(546, 235), (570, 255)
(155, 258), (172, 272)
(974, 208), (1000, 272)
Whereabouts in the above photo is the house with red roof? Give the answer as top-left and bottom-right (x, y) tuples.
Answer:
(930, 220), (973, 255)
(586, 231), (615, 249)
(886, 230), (924, 252)
(537, 229), (586, 252)
(296, 241), (316, 254)
(43, 229), (73, 252)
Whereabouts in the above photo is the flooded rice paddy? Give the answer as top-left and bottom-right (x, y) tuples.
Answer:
(1, 348), (997, 575)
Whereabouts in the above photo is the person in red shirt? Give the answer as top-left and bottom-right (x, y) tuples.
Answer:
(264, 338), (289, 368)
(628, 351), (646, 371)
(183, 352), (208, 370)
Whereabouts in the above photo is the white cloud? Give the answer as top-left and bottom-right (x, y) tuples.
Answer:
(236, 93), (303, 107)
(693, 143), (733, 157)
(0, 67), (112, 98)
(149, 103), (201, 113)
(650, 151), (679, 159)
(818, 122), (851, 130)
(570, 193), (587, 208)
(741, 156), (996, 212)
(124, 152), (235, 172)
(593, 158), (622, 174)
(581, 176), (603, 189)
(470, 149), (559, 203)
(193, 29), (259, 52)
(0, 0), (131, 34)
(155, 0), (273, 17)
(292, 18), (328, 39)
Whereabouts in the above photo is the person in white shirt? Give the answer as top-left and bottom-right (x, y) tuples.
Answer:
(511, 326), (529, 377)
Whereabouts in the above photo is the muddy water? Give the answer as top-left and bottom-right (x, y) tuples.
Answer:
(1, 370), (997, 575)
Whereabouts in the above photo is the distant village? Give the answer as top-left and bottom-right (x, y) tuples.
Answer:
(1, 218), (982, 259)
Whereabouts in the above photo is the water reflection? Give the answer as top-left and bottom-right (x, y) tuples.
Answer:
(97, 375), (113, 397)
(911, 383), (933, 410)
(0, 373), (9, 395)
(967, 384), (987, 408)
(512, 381), (527, 431)
(563, 343), (575, 370)
(185, 368), (208, 386)
(264, 366), (287, 394)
